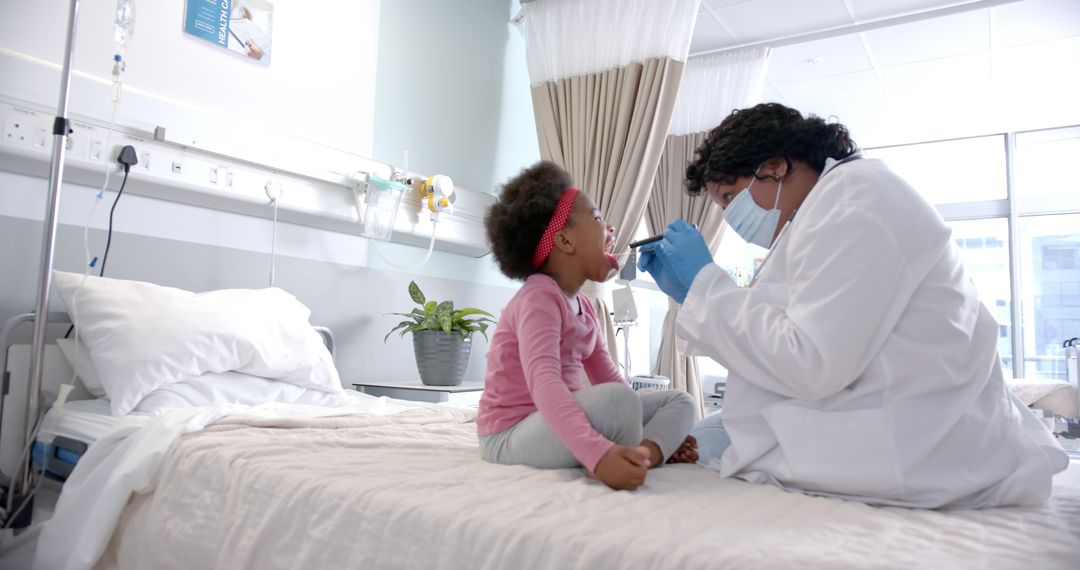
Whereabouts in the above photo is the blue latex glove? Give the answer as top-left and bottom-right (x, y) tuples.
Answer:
(637, 220), (713, 303)
(638, 246), (689, 303)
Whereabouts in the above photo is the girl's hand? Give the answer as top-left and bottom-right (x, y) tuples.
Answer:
(593, 445), (650, 490)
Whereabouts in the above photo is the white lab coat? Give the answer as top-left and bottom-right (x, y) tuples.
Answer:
(677, 157), (1069, 508)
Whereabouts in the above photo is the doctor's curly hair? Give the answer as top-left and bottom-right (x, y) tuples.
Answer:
(485, 161), (575, 280)
(685, 103), (857, 196)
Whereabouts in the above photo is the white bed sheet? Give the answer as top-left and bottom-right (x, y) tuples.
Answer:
(46, 402), (1080, 570)
(1008, 379), (1079, 418)
(37, 399), (121, 445)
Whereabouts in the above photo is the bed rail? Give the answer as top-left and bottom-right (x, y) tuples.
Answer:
(0, 311), (72, 498)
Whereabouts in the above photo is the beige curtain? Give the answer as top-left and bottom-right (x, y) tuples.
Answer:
(532, 57), (685, 376)
(645, 132), (727, 418)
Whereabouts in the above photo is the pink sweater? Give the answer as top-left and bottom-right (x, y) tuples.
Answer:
(477, 274), (625, 472)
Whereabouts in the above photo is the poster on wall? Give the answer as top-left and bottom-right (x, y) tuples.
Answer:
(184, 0), (273, 66)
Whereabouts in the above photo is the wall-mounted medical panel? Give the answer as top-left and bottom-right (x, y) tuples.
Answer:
(0, 98), (494, 258)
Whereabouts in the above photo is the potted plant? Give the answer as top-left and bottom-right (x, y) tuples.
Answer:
(385, 281), (497, 386)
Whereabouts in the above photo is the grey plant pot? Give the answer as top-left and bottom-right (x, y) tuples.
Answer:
(412, 330), (473, 386)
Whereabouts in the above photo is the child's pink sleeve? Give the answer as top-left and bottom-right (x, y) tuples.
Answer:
(517, 289), (614, 472)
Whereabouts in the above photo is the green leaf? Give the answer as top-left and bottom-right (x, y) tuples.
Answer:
(439, 312), (453, 333)
(388, 283), (498, 339)
(409, 281), (425, 305)
(454, 307), (494, 319)
(386, 323), (406, 341)
(420, 313), (437, 330)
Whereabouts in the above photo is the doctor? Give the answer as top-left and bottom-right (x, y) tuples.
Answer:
(638, 103), (1068, 508)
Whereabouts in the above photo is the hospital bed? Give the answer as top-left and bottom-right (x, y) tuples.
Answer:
(5, 306), (1080, 569)
(83, 402), (1080, 569)
(32, 371), (1080, 568)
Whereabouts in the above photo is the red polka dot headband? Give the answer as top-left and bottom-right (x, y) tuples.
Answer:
(531, 188), (579, 269)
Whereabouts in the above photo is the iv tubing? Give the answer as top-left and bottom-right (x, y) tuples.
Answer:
(269, 198), (278, 287)
(371, 218), (439, 271)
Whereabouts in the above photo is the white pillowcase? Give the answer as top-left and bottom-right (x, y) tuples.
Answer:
(55, 338), (107, 398)
(57, 338), (348, 412)
(135, 371), (351, 412)
(52, 271), (343, 416)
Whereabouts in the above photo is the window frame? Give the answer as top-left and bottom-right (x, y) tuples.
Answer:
(869, 124), (1080, 379)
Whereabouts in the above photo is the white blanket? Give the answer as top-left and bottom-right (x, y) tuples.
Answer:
(32, 393), (433, 570)
(34, 397), (1080, 570)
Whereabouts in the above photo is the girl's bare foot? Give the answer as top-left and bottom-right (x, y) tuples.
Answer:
(666, 435), (699, 464)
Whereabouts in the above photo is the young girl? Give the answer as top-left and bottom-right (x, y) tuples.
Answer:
(478, 161), (698, 491)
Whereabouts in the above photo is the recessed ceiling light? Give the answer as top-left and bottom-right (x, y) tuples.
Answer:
(805, 57), (823, 65)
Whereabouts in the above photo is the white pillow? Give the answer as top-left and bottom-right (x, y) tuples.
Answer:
(135, 371), (350, 412)
(52, 271), (343, 416)
(55, 338), (106, 398)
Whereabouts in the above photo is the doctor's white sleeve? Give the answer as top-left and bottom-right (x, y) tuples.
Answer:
(676, 206), (915, 402)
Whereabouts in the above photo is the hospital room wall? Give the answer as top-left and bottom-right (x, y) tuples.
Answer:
(0, 0), (381, 163)
(371, 0), (539, 196)
(0, 173), (518, 384)
(0, 0), (530, 385)
(365, 0), (541, 281)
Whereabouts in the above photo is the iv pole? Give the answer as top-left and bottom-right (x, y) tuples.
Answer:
(21, 0), (81, 495)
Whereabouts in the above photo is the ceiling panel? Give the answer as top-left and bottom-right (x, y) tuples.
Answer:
(993, 0), (1080, 47)
(711, 0), (853, 45)
(845, 0), (970, 23)
(768, 34), (873, 83)
(862, 9), (990, 67)
(690, 10), (740, 54)
(761, 81), (789, 104)
(773, 69), (883, 112)
(993, 35), (1080, 91)
(876, 52), (992, 101)
(703, 0), (753, 9)
(688, 0), (1080, 146)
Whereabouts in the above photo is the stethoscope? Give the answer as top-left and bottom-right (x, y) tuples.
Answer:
(748, 153), (864, 287)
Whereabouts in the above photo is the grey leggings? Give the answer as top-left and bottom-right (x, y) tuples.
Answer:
(479, 383), (696, 469)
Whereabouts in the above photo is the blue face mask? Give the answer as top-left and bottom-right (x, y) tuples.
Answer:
(723, 172), (783, 249)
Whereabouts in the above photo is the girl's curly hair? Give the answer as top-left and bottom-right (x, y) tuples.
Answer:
(685, 103), (857, 196)
(485, 161), (574, 280)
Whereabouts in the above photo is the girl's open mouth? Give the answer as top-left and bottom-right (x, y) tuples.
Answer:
(603, 230), (618, 269)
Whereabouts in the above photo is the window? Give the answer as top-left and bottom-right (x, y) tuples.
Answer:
(714, 224), (767, 287)
(1019, 213), (1080, 380)
(1014, 126), (1080, 204)
(865, 135), (1006, 205)
(868, 125), (1080, 380)
(948, 218), (1013, 365)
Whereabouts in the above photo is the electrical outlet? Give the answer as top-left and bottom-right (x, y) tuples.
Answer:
(171, 162), (183, 174)
(89, 139), (103, 160)
(141, 151), (151, 169)
(2, 116), (29, 145)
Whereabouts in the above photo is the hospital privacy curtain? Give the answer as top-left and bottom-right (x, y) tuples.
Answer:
(646, 48), (771, 416)
(518, 0), (701, 376)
